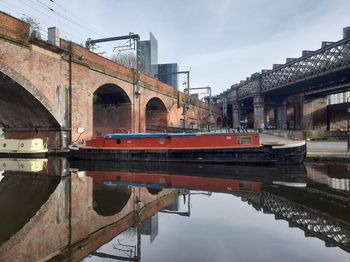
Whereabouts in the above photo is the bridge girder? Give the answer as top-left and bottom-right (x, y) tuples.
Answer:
(227, 37), (350, 101)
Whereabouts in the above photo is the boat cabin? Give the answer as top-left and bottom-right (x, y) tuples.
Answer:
(85, 133), (261, 149)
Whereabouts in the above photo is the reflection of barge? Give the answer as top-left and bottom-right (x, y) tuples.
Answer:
(70, 160), (307, 191)
(88, 170), (263, 194)
(69, 133), (306, 164)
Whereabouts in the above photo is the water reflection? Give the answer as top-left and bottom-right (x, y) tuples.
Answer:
(0, 171), (60, 246)
(93, 185), (131, 216)
(0, 159), (348, 261)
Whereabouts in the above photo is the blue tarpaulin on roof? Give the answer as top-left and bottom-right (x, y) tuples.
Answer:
(104, 133), (196, 139)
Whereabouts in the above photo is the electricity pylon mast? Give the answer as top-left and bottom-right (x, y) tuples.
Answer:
(86, 33), (141, 95)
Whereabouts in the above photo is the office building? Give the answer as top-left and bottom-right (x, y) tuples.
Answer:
(158, 63), (178, 90)
(139, 33), (158, 77)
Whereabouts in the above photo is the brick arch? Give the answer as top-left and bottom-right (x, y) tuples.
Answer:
(0, 62), (61, 127)
(144, 97), (168, 132)
(90, 81), (133, 101)
(143, 95), (172, 112)
(92, 83), (132, 136)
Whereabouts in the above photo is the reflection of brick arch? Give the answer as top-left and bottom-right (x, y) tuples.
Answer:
(93, 185), (132, 217)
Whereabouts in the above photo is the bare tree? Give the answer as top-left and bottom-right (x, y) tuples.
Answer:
(21, 16), (42, 39)
(110, 51), (137, 69)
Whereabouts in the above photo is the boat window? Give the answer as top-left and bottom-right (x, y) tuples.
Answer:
(238, 136), (252, 145)
(116, 139), (122, 144)
(238, 183), (252, 191)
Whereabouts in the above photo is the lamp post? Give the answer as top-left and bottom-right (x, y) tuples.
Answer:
(155, 71), (190, 130)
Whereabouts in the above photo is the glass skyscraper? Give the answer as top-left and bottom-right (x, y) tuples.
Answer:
(158, 63), (178, 90)
(139, 33), (158, 77)
(139, 33), (178, 89)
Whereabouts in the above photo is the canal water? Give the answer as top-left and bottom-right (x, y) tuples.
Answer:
(0, 158), (349, 261)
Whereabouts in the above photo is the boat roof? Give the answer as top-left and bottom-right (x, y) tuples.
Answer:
(104, 133), (197, 139)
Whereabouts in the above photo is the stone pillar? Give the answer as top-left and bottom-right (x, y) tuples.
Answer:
(253, 95), (264, 130)
(293, 94), (304, 130)
(232, 102), (240, 129)
(276, 100), (287, 129)
(264, 106), (270, 129)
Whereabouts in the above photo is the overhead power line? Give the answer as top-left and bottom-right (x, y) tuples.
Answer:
(1, 0), (111, 53)
(42, 0), (106, 37)
(13, 0), (90, 43)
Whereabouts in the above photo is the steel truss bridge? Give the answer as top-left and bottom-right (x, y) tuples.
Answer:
(262, 192), (350, 252)
(237, 191), (350, 252)
(227, 36), (350, 101)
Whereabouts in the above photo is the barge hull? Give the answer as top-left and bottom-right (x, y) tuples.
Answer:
(69, 144), (306, 165)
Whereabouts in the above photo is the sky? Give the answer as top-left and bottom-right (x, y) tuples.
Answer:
(1, 0), (350, 95)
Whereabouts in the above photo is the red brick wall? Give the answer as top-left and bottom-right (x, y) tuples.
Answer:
(0, 11), (29, 44)
(93, 103), (132, 136)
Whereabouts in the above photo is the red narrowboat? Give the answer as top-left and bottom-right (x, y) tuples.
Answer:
(69, 132), (306, 164)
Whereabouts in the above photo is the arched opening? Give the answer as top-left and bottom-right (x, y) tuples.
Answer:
(93, 84), (131, 136)
(145, 97), (168, 133)
(241, 98), (254, 129)
(93, 185), (131, 216)
(216, 117), (222, 128)
(0, 72), (62, 149)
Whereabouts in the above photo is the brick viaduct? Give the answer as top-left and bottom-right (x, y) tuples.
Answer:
(0, 12), (221, 150)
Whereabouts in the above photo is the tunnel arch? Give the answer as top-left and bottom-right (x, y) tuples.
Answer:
(145, 97), (168, 132)
(0, 70), (61, 130)
(93, 83), (132, 136)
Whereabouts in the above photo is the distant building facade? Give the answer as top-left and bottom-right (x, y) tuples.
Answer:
(139, 33), (179, 89)
(328, 92), (350, 105)
(139, 33), (158, 77)
(158, 63), (178, 90)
